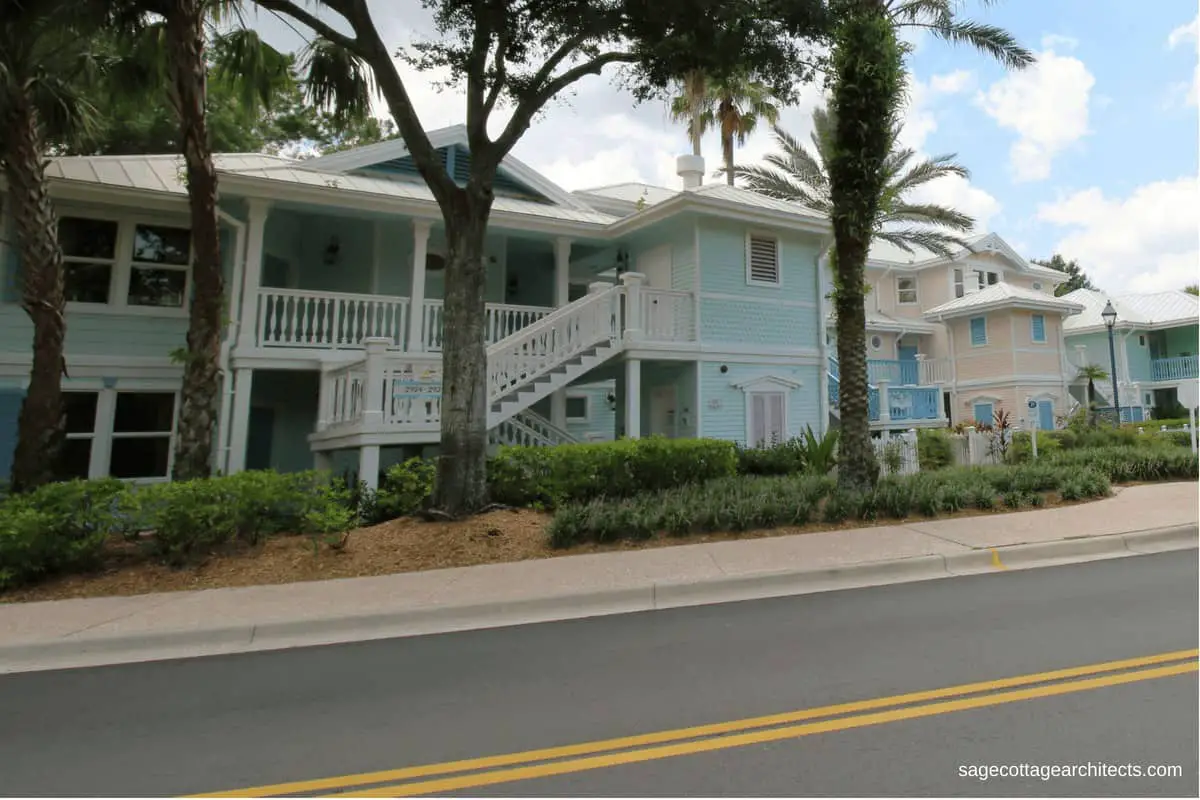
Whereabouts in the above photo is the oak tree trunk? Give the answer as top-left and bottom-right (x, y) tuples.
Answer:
(167, 0), (224, 480)
(432, 188), (494, 516)
(4, 98), (67, 492)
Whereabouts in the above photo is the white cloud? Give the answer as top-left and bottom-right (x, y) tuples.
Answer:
(929, 70), (975, 95)
(1036, 177), (1200, 293)
(1167, 14), (1199, 107)
(1040, 34), (1079, 51)
(975, 47), (1095, 182)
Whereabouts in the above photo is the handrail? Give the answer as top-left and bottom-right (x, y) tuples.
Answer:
(514, 408), (579, 445)
(487, 285), (623, 402)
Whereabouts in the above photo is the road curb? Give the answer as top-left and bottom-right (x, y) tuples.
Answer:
(1, 525), (1195, 674)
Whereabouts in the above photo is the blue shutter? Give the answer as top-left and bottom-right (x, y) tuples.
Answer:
(969, 316), (987, 346)
(973, 402), (994, 426)
(1031, 314), (1046, 343)
(1037, 400), (1054, 431)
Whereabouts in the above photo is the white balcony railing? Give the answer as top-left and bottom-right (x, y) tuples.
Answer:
(258, 289), (408, 349)
(419, 300), (553, 351)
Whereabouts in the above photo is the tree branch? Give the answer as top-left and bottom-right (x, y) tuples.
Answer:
(254, 0), (459, 204)
(251, 0), (359, 54)
(464, 11), (496, 158)
(482, 32), (509, 120)
(494, 50), (637, 157)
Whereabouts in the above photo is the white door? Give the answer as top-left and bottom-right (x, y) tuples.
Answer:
(636, 245), (675, 339)
(649, 385), (678, 438)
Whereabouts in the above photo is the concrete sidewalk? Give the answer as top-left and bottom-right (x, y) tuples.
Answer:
(1, 482), (1196, 674)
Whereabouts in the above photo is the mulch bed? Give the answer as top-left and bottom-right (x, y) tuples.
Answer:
(1, 493), (1099, 604)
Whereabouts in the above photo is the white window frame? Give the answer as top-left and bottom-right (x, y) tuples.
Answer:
(969, 315), (988, 347)
(1030, 313), (1047, 344)
(57, 207), (194, 318)
(733, 374), (801, 446)
(896, 275), (918, 305)
(952, 267), (965, 299)
(565, 393), (590, 422)
(745, 232), (782, 287)
(58, 384), (179, 482)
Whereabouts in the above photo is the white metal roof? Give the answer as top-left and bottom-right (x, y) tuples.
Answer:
(44, 153), (293, 195)
(574, 182), (679, 206)
(1062, 289), (1200, 333)
(223, 164), (619, 225)
(866, 232), (1062, 280)
(924, 282), (1084, 319)
(825, 309), (938, 334)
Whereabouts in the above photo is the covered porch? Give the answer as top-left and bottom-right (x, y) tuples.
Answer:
(233, 201), (616, 356)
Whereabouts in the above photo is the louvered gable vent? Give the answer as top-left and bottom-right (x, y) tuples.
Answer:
(747, 235), (780, 285)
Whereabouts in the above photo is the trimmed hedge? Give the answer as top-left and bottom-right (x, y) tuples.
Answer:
(546, 463), (1116, 547)
(488, 436), (738, 508)
(0, 471), (357, 588)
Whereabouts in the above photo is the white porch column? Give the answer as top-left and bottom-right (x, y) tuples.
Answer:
(362, 337), (389, 427)
(625, 357), (642, 439)
(877, 378), (891, 424)
(620, 272), (645, 341)
(550, 238), (574, 429)
(358, 446), (381, 491)
(235, 199), (271, 350)
(226, 368), (254, 474)
(407, 220), (432, 351)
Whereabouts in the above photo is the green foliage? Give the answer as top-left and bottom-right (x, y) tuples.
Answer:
(1044, 447), (1198, 483)
(365, 459), (437, 523)
(1030, 254), (1095, 297)
(0, 471), (359, 582)
(734, 426), (839, 476)
(916, 429), (955, 471)
(0, 479), (132, 590)
(546, 457), (1137, 547)
(134, 471), (354, 565)
(488, 437), (738, 509)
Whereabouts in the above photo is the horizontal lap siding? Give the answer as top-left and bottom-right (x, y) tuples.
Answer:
(697, 221), (821, 348)
(699, 362), (820, 444)
(0, 307), (189, 358)
(566, 381), (616, 442)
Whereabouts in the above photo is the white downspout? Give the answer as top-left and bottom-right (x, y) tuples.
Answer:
(215, 208), (247, 475)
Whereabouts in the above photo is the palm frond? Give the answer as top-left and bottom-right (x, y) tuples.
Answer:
(876, 227), (970, 258)
(883, 202), (976, 232)
(725, 162), (829, 211)
(301, 36), (376, 123)
(888, 153), (970, 195)
(924, 20), (1035, 70)
(210, 28), (291, 112)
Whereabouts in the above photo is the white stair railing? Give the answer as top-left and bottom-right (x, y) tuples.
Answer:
(487, 282), (624, 403)
(489, 409), (579, 448)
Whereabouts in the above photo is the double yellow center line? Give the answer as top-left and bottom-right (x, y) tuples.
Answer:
(196, 648), (1197, 798)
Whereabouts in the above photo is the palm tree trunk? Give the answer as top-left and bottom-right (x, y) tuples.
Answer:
(166, 0), (223, 480)
(826, 0), (900, 492)
(4, 98), (67, 492)
(684, 70), (705, 159)
(433, 188), (493, 516)
(720, 97), (735, 186)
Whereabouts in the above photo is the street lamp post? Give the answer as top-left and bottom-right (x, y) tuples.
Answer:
(1101, 300), (1120, 426)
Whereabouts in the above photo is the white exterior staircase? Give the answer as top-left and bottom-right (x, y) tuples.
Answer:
(313, 280), (630, 449)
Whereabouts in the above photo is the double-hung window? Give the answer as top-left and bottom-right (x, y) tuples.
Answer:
(55, 389), (178, 482)
(748, 391), (787, 447)
(58, 215), (192, 311)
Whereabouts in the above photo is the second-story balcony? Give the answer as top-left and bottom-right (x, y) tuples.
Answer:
(251, 284), (699, 355)
(254, 288), (554, 352)
(1151, 355), (1199, 382)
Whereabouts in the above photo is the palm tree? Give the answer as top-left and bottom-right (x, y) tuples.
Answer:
(707, 74), (780, 187)
(0, 0), (116, 491)
(111, 2), (296, 480)
(731, 103), (975, 256)
(1077, 364), (1109, 427)
(669, 70), (709, 160)
(823, 0), (1034, 492)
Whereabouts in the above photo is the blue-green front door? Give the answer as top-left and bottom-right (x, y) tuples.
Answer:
(1037, 400), (1054, 431)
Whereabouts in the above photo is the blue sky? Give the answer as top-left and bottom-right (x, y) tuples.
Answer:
(255, 0), (1199, 295)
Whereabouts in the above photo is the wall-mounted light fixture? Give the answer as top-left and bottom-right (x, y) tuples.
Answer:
(605, 392), (617, 410)
(323, 235), (341, 266)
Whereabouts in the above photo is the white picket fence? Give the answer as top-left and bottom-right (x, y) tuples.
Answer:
(945, 427), (1010, 467)
(873, 429), (920, 476)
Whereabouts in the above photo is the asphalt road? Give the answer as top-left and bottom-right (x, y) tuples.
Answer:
(1, 551), (1196, 797)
